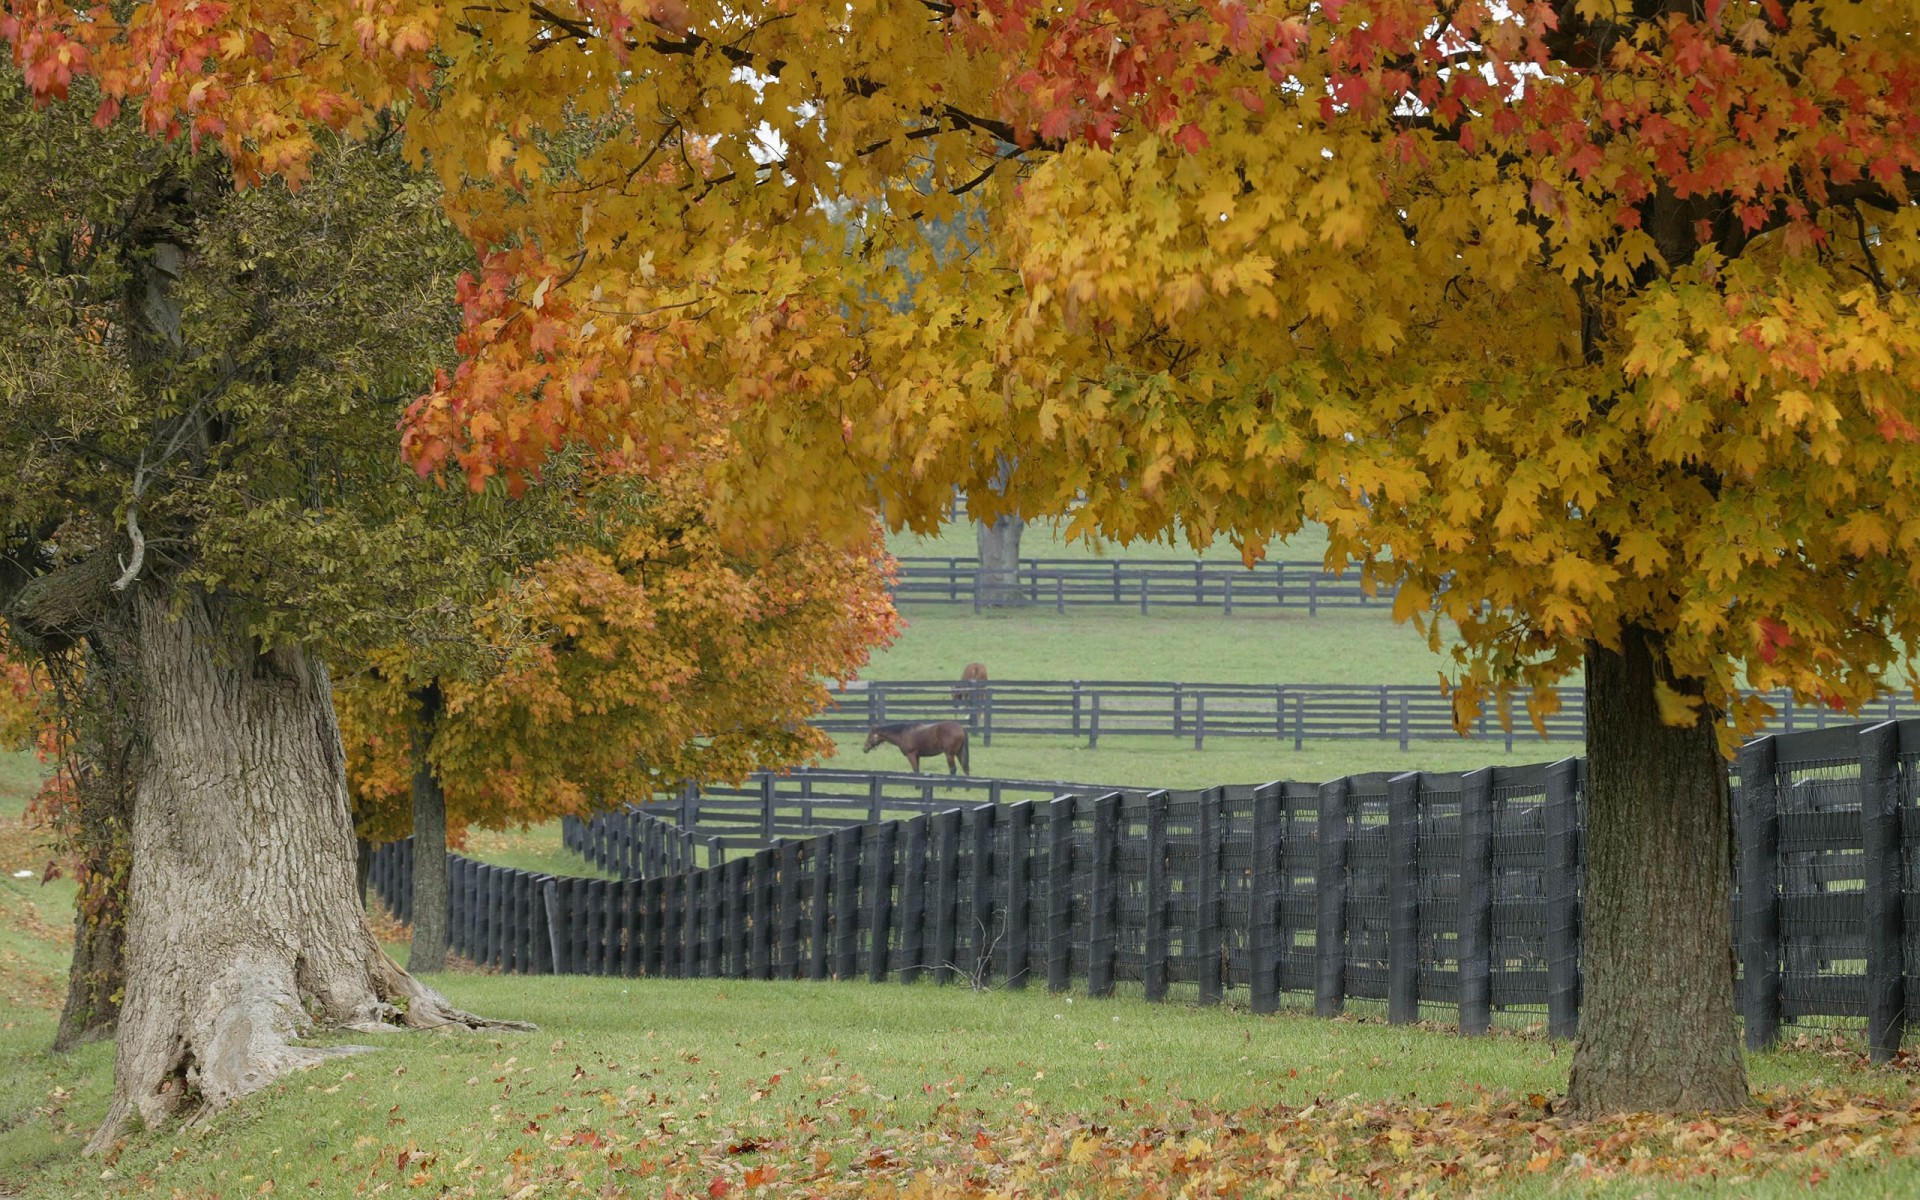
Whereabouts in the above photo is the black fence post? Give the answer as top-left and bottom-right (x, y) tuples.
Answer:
(750, 848), (774, 979)
(1249, 782), (1282, 1015)
(1315, 778), (1351, 1018)
(1197, 786), (1224, 1005)
(1738, 735), (1782, 1051)
(900, 815), (930, 983)
(934, 808), (964, 984)
(968, 804), (998, 985)
(642, 875), (663, 977)
(683, 868), (704, 979)
(833, 825), (861, 980)
(1457, 768), (1494, 1036)
(1047, 795), (1076, 993)
(728, 857), (750, 978)
(1004, 801), (1033, 989)
(543, 878), (565, 975)
(808, 838), (832, 981)
(1088, 793), (1120, 998)
(761, 774), (778, 843)
(869, 822), (898, 983)
(1388, 772), (1421, 1025)
(778, 839), (803, 978)
(706, 850), (727, 978)
(1544, 758), (1582, 1041)
(1862, 720), (1906, 1062)
(1143, 791), (1171, 1003)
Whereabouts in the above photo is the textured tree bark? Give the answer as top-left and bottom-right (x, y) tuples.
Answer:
(1565, 625), (1747, 1116)
(974, 514), (1025, 608)
(407, 685), (448, 974)
(86, 587), (526, 1153)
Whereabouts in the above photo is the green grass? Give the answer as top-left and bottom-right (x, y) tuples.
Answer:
(459, 820), (617, 880)
(7, 746), (1920, 1200)
(5, 969), (1918, 1199)
(861, 606), (1466, 686)
(827, 732), (1582, 788)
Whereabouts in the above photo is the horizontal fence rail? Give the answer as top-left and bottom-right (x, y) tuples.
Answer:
(818, 680), (1920, 751)
(890, 556), (1390, 613)
(366, 719), (1920, 1057)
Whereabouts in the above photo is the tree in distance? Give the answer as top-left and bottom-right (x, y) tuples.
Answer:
(338, 455), (899, 973)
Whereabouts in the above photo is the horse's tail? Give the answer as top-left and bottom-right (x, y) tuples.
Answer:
(959, 731), (970, 774)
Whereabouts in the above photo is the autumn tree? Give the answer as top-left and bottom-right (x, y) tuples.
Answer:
(14, 0), (1920, 1117)
(0, 70), (545, 1148)
(337, 457), (898, 973)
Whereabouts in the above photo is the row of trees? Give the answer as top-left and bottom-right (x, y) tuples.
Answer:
(4, 0), (1919, 1138)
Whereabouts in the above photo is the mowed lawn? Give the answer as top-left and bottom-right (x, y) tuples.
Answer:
(10, 751), (1920, 1199)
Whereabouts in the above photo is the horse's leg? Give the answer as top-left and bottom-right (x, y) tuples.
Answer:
(907, 752), (920, 773)
(947, 749), (958, 775)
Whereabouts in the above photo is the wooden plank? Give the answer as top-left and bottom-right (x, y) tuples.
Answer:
(1004, 802), (1033, 989)
(1196, 787), (1223, 1005)
(1388, 773), (1420, 1024)
(1047, 796), (1075, 993)
(933, 809), (963, 984)
(1144, 791), (1170, 1002)
(1861, 721), (1906, 1062)
(869, 823), (898, 983)
(1087, 793), (1120, 997)
(1738, 736), (1782, 1050)
(1249, 783), (1281, 1014)
(1457, 769), (1494, 1036)
(1315, 779), (1351, 1017)
(900, 816), (930, 984)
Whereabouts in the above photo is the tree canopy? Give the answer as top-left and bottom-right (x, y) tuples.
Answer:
(339, 455), (898, 846)
(10, 0), (1920, 1115)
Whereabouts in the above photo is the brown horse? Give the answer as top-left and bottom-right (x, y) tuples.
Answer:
(951, 661), (988, 705)
(863, 721), (970, 774)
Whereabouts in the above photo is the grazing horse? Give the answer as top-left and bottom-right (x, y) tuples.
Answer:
(952, 661), (988, 705)
(863, 721), (970, 774)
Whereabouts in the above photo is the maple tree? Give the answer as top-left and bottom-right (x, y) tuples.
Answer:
(337, 455), (898, 971)
(12, 0), (1920, 1117)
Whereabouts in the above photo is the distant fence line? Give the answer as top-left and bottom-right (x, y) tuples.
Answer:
(890, 556), (1389, 613)
(370, 719), (1920, 1058)
(819, 679), (1920, 751)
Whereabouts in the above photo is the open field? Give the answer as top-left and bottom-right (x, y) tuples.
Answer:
(855, 606), (1470, 687)
(12, 755), (1920, 1199)
(824, 731), (1578, 788)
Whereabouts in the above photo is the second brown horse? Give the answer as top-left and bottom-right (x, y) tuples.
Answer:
(863, 721), (970, 774)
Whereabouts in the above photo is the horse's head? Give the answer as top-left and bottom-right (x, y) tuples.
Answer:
(862, 728), (882, 753)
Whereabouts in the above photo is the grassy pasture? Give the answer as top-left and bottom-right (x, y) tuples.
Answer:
(11, 749), (1920, 1199)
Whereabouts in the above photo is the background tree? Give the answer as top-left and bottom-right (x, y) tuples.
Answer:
(14, 0), (1920, 1117)
(337, 456), (899, 972)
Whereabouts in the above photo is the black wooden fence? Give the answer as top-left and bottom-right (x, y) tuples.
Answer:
(822, 679), (1920, 751)
(891, 556), (1389, 613)
(366, 718), (1920, 1058)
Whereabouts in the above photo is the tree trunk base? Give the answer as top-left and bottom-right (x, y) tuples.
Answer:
(84, 588), (531, 1156)
(1564, 626), (1747, 1118)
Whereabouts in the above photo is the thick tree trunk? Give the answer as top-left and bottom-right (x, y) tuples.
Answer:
(87, 587), (525, 1153)
(407, 685), (448, 974)
(1565, 625), (1747, 1116)
(974, 514), (1025, 607)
